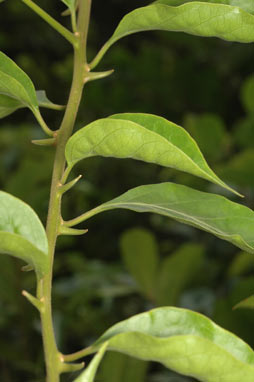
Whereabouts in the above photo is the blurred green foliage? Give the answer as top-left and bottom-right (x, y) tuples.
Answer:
(1, 1), (254, 381)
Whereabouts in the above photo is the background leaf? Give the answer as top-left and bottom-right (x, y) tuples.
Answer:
(0, 191), (48, 277)
(66, 113), (238, 194)
(157, 243), (204, 305)
(120, 228), (159, 301)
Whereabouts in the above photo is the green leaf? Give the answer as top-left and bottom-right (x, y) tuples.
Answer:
(0, 94), (23, 118)
(0, 90), (63, 119)
(65, 113), (239, 195)
(0, 191), (48, 278)
(76, 182), (254, 254)
(234, 295), (254, 310)
(74, 342), (108, 382)
(90, 307), (254, 381)
(120, 228), (159, 301)
(157, 243), (204, 305)
(91, 0), (254, 68)
(0, 51), (38, 111)
(36, 90), (64, 111)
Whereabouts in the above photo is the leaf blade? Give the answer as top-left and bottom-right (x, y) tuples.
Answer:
(79, 183), (254, 254)
(89, 307), (254, 381)
(65, 113), (239, 195)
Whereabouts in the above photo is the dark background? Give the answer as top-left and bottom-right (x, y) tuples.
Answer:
(1, 1), (254, 381)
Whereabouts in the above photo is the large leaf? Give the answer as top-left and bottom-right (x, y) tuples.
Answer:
(0, 191), (48, 278)
(91, 0), (254, 67)
(89, 307), (254, 381)
(65, 113), (238, 194)
(71, 183), (254, 254)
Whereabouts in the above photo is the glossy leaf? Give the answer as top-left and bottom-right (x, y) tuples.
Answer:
(120, 228), (159, 300)
(157, 243), (204, 305)
(65, 113), (238, 194)
(0, 51), (38, 111)
(89, 307), (254, 381)
(75, 182), (254, 253)
(0, 191), (48, 278)
(91, 0), (254, 68)
(74, 342), (108, 382)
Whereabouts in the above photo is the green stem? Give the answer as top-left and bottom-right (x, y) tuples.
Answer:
(22, 0), (77, 47)
(36, 1), (92, 381)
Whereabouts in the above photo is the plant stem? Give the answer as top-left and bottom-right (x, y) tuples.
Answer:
(36, 1), (92, 381)
(22, 0), (77, 47)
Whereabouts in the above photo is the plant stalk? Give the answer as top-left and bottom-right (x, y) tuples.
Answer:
(36, 1), (92, 381)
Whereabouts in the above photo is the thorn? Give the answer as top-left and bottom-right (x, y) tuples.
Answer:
(58, 175), (82, 195)
(21, 264), (34, 272)
(59, 226), (88, 236)
(60, 361), (85, 374)
(22, 290), (43, 312)
(32, 138), (56, 146)
(84, 69), (114, 83)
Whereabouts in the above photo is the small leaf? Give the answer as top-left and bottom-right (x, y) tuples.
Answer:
(65, 113), (239, 195)
(0, 191), (48, 278)
(90, 0), (254, 68)
(120, 228), (159, 301)
(74, 342), (108, 382)
(36, 90), (64, 110)
(74, 183), (254, 253)
(233, 295), (254, 310)
(90, 307), (254, 381)
(0, 51), (38, 111)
